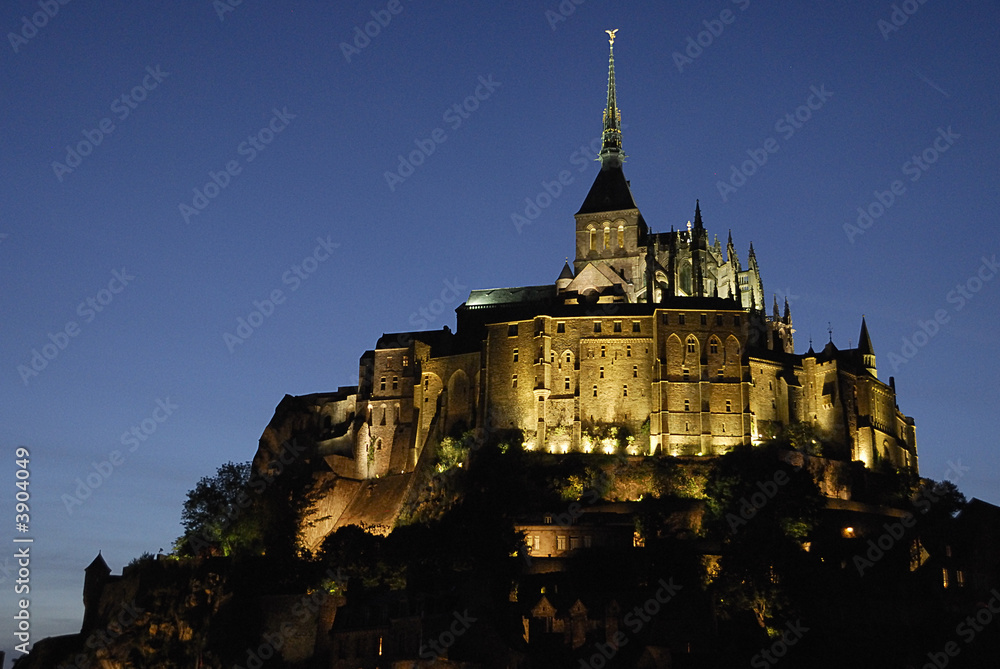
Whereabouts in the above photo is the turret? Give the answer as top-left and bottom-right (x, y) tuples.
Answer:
(858, 316), (877, 377)
(556, 261), (574, 292)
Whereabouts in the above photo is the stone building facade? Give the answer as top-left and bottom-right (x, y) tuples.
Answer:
(253, 35), (917, 544)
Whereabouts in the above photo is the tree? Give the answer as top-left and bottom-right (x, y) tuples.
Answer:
(175, 461), (263, 557)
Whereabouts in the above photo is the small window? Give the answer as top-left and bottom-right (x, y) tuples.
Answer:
(717, 369), (724, 379)
(661, 313), (668, 325)
(392, 376), (398, 390)
(508, 324), (518, 336)
(423, 378), (429, 390)
(594, 322), (602, 333)
(618, 224), (624, 248)
(683, 368), (690, 380)
(557, 321), (566, 333)
(942, 568), (950, 589)
(599, 367), (605, 379)
(566, 353), (572, 364)
(734, 315), (741, 326)
(726, 400), (732, 413)
(512, 374), (518, 388)
(557, 535), (567, 551)
(623, 385), (628, 397)
(710, 341), (718, 354)
(626, 345), (632, 357)
(603, 227), (610, 249)
(700, 314), (708, 325)
(686, 337), (696, 353)
(584, 535), (592, 548)
(678, 314), (686, 325)
(593, 385), (598, 397)
(957, 570), (965, 587)
(589, 228), (596, 251)
(513, 348), (519, 362)
(632, 321), (641, 333)
(550, 351), (555, 363)
(402, 355), (409, 367)
(716, 314), (723, 326)
(565, 377), (571, 390)
(633, 365), (638, 378)
(544, 514), (552, 525)
(601, 345), (606, 358)
(380, 377), (386, 391)
(684, 400), (690, 412)
(614, 321), (622, 333)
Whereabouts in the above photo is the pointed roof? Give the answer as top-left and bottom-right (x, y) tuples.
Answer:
(86, 552), (110, 574)
(694, 200), (704, 229)
(557, 261), (574, 281)
(858, 316), (875, 356)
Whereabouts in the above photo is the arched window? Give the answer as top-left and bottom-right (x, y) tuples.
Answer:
(686, 336), (697, 353)
(604, 226), (610, 249)
(618, 224), (625, 248)
(589, 228), (596, 252)
(709, 338), (719, 354)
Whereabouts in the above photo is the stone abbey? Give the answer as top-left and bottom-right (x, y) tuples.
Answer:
(254, 34), (917, 543)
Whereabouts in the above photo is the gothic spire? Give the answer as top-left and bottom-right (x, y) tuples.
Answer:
(859, 316), (877, 376)
(599, 29), (623, 168)
(694, 199), (704, 230)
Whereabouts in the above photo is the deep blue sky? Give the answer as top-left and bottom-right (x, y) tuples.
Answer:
(2, 0), (999, 660)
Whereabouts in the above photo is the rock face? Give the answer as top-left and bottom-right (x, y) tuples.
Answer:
(15, 556), (340, 669)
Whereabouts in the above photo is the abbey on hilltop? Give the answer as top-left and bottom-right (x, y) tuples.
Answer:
(253, 32), (917, 545)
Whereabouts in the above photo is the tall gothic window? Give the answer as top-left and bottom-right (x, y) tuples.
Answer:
(604, 227), (610, 249)
(618, 224), (624, 248)
(687, 337), (696, 353)
(589, 228), (596, 252)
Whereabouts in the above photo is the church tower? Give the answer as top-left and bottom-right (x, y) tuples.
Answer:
(568, 30), (650, 304)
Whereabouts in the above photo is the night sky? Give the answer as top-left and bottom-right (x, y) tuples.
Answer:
(2, 1), (999, 660)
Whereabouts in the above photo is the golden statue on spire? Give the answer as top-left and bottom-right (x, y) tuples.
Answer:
(606, 28), (618, 46)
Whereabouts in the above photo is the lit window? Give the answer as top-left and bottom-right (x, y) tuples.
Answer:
(942, 568), (950, 589)
(513, 348), (518, 362)
(618, 224), (624, 248)
(544, 514), (552, 524)
(604, 227), (610, 249)
(380, 377), (386, 391)
(557, 535), (567, 551)
(402, 355), (409, 367)
(957, 570), (965, 587)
